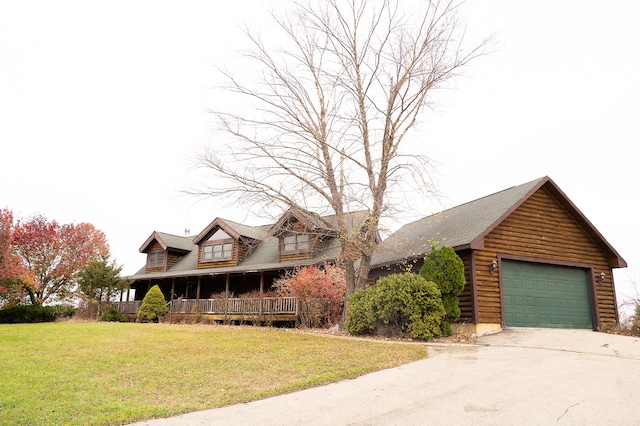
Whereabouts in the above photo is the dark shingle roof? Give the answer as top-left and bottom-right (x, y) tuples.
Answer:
(371, 176), (627, 269)
(129, 211), (367, 280)
(139, 231), (193, 254)
(370, 176), (542, 267)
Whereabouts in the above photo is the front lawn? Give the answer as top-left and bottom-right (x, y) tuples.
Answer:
(0, 322), (426, 425)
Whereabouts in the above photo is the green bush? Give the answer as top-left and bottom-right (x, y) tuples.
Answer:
(49, 304), (77, 319)
(418, 246), (466, 336)
(0, 304), (76, 324)
(101, 307), (128, 322)
(136, 285), (169, 323)
(346, 273), (446, 340)
(346, 289), (376, 335)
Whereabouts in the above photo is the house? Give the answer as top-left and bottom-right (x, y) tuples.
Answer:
(369, 176), (626, 335)
(118, 209), (371, 321)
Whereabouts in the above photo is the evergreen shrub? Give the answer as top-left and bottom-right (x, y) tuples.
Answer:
(0, 304), (76, 323)
(419, 246), (466, 336)
(101, 307), (128, 322)
(136, 285), (169, 323)
(346, 273), (446, 340)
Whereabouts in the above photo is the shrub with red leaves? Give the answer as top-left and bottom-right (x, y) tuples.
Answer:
(275, 264), (346, 328)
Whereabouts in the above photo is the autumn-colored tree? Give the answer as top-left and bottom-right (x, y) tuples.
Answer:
(275, 264), (346, 327)
(77, 255), (129, 320)
(12, 214), (109, 306)
(0, 208), (33, 304)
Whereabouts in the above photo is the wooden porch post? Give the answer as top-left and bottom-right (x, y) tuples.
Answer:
(225, 274), (230, 296)
(168, 279), (175, 324)
(260, 272), (264, 293)
(196, 277), (201, 301)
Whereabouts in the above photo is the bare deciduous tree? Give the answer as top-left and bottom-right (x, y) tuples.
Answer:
(194, 0), (488, 311)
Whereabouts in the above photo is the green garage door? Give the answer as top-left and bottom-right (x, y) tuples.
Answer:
(502, 260), (593, 329)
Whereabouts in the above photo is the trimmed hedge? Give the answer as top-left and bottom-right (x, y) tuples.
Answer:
(0, 304), (77, 324)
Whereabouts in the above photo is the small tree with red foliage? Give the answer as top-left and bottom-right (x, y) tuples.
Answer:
(12, 214), (109, 306)
(274, 264), (346, 328)
(0, 209), (33, 305)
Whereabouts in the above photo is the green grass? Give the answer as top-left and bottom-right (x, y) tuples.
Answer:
(0, 322), (426, 425)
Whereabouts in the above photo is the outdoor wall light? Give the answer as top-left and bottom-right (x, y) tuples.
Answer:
(490, 260), (498, 274)
(598, 272), (606, 283)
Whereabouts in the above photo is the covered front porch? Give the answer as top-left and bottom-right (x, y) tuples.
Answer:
(114, 296), (299, 323)
(117, 269), (298, 323)
(126, 269), (285, 301)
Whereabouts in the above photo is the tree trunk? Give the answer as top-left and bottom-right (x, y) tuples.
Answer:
(342, 258), (358, 326)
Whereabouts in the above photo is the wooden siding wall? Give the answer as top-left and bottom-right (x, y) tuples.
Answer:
(197, 240), (238, 269)
(167, 251), (182, 270)
(237, 239), (252, 263)
(145, 241), (165, 273)
(278, 219), (324, 262)
(456, 251), (473, 323)
(477, 187), (617, 324)
(280, 251), (313, 262)
(279, 236), (323, 262)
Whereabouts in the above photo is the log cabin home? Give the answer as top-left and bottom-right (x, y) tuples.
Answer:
(369, 176), (626, 335)
(118, 209), (372, 322)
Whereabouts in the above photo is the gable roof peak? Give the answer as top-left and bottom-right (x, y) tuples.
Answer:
(268, 208), (373, 236)
(139, 231), (193, 254)
(193, 217), (266, 245)
(268, 208), (328, 236)
(370, 175), (626, 269)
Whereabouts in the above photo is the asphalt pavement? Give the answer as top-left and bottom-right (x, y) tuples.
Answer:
(130, 328), (640, 425)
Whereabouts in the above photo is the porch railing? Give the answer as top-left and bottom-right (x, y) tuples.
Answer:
(113, 297), (298, 317)
(115, 301), (142, 314)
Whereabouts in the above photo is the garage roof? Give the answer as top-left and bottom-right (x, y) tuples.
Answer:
(371, 176), (627, 268)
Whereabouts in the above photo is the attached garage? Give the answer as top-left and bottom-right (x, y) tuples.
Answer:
(369, 176), (627, 335)
(501, 260), (593, 329)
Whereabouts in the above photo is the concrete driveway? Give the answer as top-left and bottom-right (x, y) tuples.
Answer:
(131, 328), (640, 425)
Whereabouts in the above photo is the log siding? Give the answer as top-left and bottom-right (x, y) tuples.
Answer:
(197, 239), (238, 269)
(477, 187), (617, 325)
(145, 241), (166, 273)
(456, 251), (473, 323)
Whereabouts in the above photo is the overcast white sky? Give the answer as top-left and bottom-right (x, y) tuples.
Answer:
(1, 1), (638, 312)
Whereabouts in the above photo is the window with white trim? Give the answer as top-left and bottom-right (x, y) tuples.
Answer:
(202, 242), (233, 261)
(283, 234), (310, 253)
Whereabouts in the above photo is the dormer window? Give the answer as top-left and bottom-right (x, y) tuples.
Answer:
(147, 251), (165, 267)
(283, 234), (309, 253)
(201, 228), (234, 262)
(202, 242), (233, 261)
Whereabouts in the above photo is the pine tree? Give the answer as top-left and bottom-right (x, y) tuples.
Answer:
(418, 246), (465, 336)
(136, 285), (168, 323)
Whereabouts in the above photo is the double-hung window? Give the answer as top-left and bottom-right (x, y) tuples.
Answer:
(147, 251), (165, 267)
(283, 234), (309, 253)
(202, 242), (233, 261)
